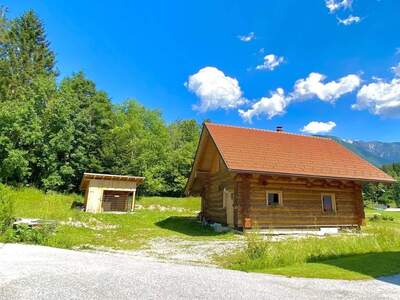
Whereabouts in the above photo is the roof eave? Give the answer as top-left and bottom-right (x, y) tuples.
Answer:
(229, 168), (396, 184)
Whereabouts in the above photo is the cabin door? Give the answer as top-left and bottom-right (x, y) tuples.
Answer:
(224, 189), (234, 227)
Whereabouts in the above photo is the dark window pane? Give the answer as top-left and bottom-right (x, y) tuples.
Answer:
(323, 195), (333, 212)
(268, 193), (280, 205)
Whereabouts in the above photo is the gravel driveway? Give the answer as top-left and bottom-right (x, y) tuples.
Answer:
(0, 243), (399, 300)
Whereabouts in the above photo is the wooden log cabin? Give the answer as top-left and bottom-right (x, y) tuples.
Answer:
(185, 123), (395, 230)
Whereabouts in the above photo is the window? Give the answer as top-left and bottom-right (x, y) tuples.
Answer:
(321, 194), (336, 213)
(266, 191), (283, 206)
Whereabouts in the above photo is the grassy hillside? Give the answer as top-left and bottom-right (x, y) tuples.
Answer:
(0, 186), (233, 250)
(2, 185), (400, 280)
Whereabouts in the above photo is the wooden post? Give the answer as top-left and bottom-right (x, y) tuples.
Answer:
(237, 174), (252, 229)
(354, 184), (365, 226)
(131, 190), (136, 212)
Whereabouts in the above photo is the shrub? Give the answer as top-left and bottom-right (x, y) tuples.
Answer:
(382, 215), (395, 221)
(369, 214), (395, 222)
(369, 214), (382, 222)
(6, 224), (53, 244)
(0, 185), (14, 233)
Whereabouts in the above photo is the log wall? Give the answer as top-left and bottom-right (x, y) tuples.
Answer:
(245, 175), (364, 228)
(202, 165), (235, 225)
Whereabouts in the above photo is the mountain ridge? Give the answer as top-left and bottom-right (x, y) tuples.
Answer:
(321, 136), (400, 166)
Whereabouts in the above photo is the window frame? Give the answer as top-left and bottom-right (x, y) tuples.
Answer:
(321, 193), (336, 214)
(266, 190), (283, 207)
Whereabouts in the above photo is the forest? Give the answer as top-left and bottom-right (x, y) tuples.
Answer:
(0, 9), (399, 202)
(0, 9), (200, 195)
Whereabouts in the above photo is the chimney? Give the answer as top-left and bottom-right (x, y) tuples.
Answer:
(276, 126), (283, 132)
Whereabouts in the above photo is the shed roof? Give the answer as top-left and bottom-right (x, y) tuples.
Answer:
(80, 173), (145, 190)
(203, 123), (395, 183)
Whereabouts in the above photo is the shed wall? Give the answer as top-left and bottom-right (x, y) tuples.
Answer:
(85, 179), (137, 213)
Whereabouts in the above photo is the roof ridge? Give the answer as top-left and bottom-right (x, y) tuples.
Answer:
(205, 122), (331, 140)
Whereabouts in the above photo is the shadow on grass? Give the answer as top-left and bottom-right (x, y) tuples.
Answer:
(155, 216), (229, 237)
(315, 252), (400, 284)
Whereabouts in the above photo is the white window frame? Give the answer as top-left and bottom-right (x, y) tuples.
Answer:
(266, 191), (283, 206)
(321, 193), (336, 213)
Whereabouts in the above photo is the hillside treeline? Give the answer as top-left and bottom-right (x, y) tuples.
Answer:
(364, 163), (400, 206)
(0, 9), (200, 195)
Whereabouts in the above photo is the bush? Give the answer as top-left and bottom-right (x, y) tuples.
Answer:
(369, 214), (395, 222)
(369, 214), (382, 222)
(0, 185), (14, 233)
(5, 224), (53, 244)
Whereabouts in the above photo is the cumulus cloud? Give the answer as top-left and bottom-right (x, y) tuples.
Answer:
(291, 72), (361, 102)
(238, 32), (255, 42)
(325, 0), (352, 13)
(185, 67), (245, 112)
(353, 78), (400, 117)
(337, 15), (361, 26)
(238, 88), (288, 122)
(256, 54), (284, 71)
(301, 121), (337, 134)
(391, 63), (400, 77)
(238, 72), (360, 122)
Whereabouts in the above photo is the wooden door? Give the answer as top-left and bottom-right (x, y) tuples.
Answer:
(102, 190), (129, 212)
(224, 189), (234, 227)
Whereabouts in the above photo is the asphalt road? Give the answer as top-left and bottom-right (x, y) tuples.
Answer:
(0, 244), (399, 300)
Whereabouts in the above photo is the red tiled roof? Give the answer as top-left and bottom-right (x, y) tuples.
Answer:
(205, 123), (395, 183)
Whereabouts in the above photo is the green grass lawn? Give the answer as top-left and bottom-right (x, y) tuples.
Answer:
(217, 208), (400, 280)
(2, 185), (400, 280)
(1, 186), (234, 250)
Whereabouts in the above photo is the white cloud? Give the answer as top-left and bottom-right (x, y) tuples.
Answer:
(353, 78), (400, 117)
(185, 67), (245, 112)
(337, 15), (361, 26)
(291, 72), (361, 102)
(256, 54), (284, 71)
(301, 121), (336, 134)
(325, 0), (352, 13)
(238, 72), (361, 122)
(238, 32), (255, 42)
(391, 63), (400, 77)
(238, 88), (288, 122)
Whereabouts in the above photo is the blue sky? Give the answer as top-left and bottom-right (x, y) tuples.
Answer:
(4, 0), (400, 141)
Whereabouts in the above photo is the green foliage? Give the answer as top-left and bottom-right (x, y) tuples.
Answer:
(0, 184), (14, 233)
(363, 163), (400, 207)
(5, 223), (53, 244)
(0, 9), (201, 196)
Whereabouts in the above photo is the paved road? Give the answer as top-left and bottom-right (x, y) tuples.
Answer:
(0, 244), (399, 300)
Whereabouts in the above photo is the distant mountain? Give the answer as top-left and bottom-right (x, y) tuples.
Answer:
(327, 137), (400, 166)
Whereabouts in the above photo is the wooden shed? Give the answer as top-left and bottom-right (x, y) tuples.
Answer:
(185, 123), (395, 230)
(80, 173), (144, 213)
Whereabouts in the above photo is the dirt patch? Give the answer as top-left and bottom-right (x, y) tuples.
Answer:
(60, 217), (119, 230)
(126, 237), (245, 265)
(135, 204), (192, 212)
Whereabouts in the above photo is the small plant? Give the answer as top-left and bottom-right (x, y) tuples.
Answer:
(382, 215), (395, 221)
(0, 185), (14, 233)
(368, 214), (382, 222)
(6, 224), (54, 245)
(368, 214), (395, 222)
